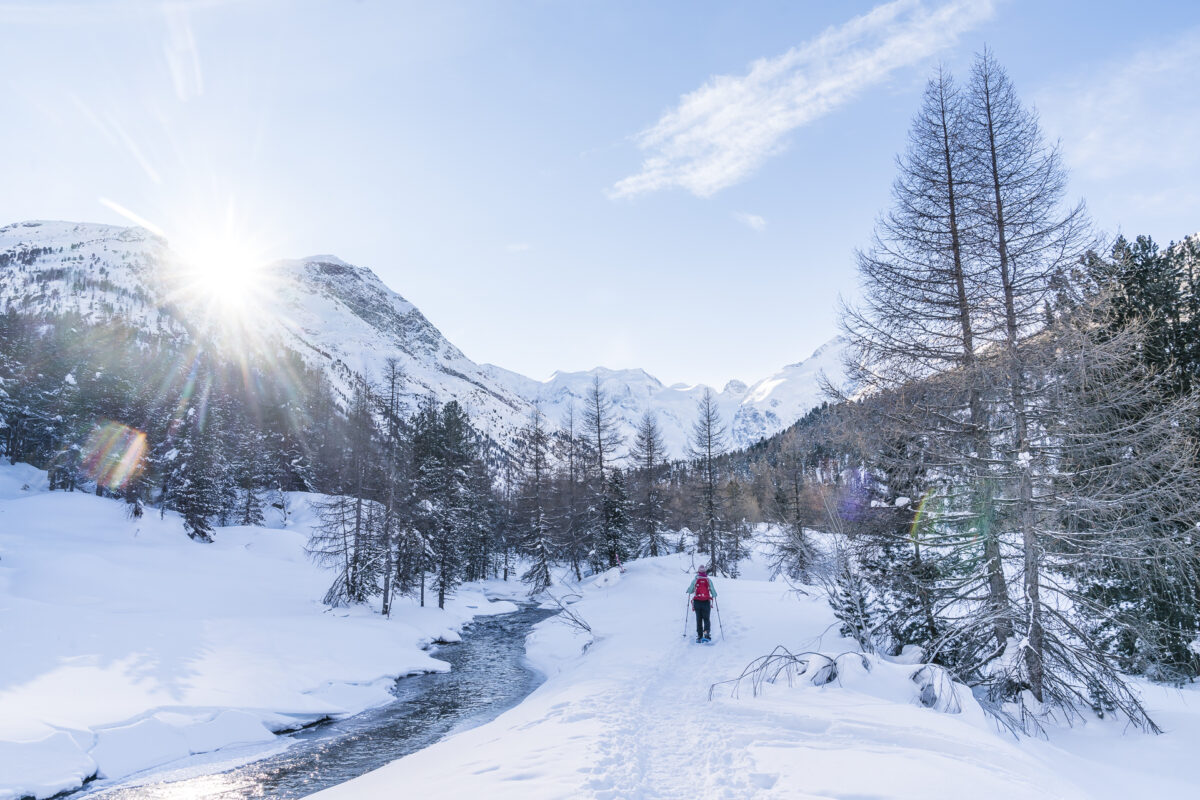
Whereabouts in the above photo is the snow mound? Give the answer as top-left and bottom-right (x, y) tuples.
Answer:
(0, 733), (96, 800)
(91, 719), (192, 780)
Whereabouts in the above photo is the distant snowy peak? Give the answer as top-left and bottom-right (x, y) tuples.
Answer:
(1, 219), (845, 457)
(481, 337), (847, 456)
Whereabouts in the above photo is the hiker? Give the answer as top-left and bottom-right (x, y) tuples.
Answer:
(687, 567), (717, 642)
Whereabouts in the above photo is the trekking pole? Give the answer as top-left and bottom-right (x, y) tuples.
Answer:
(682, 596), (691, 638)
(715, 598), (726, 641)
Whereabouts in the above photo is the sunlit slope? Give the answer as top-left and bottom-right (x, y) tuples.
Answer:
(0, 221), (531, 444)
(0, 220), (843, 454)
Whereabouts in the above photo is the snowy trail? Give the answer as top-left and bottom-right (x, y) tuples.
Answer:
(312, 557), (811, 799)
(311, 554), (1200, 800)
(564, 572), (777, 800)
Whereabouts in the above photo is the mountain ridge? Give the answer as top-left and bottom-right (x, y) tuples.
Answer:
(0, 219), (846, 457)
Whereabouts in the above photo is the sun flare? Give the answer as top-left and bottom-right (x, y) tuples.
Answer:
(158, 226), (284, 359)
(176, 236), (272, 313)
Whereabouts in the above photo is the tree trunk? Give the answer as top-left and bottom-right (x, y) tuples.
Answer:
(983, 69), (1043, 699)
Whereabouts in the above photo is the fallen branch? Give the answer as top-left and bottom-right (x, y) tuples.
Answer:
(709, 646), (870, 700)
(545, 591), (592, 634)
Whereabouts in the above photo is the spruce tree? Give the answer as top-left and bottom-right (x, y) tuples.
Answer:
(518, 406), (554, 594)
(630, 411), (667, 557)
(582, 377), (625, 569)
(602, 468), (634, 568)
(170, 406), (222, 543)
(688, 388), (727, 573)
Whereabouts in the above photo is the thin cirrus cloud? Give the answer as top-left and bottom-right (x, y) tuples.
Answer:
(609, 0), (996, 200)
(735, 212), (767, 232)
(1037, 27), (1200, 182)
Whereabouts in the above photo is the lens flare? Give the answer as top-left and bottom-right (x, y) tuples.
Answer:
(82, 422), (147, 491)
(838, 473), (872, 523)
(908, 489), (935, 543)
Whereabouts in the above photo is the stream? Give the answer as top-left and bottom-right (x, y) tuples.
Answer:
(77, 603), (555, 799)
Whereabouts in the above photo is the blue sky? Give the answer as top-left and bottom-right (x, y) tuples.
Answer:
(1, 0), (1197, 387)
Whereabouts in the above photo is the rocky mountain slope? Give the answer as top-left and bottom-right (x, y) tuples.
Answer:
(0, 220), (845, 457)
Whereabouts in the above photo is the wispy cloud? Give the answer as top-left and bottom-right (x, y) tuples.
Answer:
(1037, 27), (1200, 182)
(506, 242), (532, 253)
(609, 0), (995, 199)
(735, 212), (767, 232)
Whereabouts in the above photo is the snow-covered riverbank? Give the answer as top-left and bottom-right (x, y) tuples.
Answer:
(0, 463), (520, 800)
(313, 552), (1200, 800)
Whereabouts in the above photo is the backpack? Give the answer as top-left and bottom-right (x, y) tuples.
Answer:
(694, 575), (711, 601)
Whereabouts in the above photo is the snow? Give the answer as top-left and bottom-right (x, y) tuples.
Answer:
(0, 734), (96, 800)
(3, 461), (1198, 798)
(2, 220), (847, 459)
(89, 720), (192, 782)
(0, 462), (521, 800)
(481, 337), (848, 457)
(176, 710), (279, 754)
(311, 548), (1200, 800)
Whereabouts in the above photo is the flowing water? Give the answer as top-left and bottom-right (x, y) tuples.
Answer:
(79, 604), (555, 799)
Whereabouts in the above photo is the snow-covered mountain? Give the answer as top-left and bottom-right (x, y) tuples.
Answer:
(0, 220), (531, 442)
(0, 220), (845, 456)
(481, 339), (845, 457)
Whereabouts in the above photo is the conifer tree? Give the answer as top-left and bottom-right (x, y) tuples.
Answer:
(841, 65), (1011, 660)
(236, 442), (267, 527)
(630, 411), (668, 557)
(377, 358), (408, 616)
(554, 402), (589, 580)
(518, 405), (554, 593)
(170, 405), (222, 543)
(582, 377), (625, 569)
(602, 468), (634, 568)
(689, 388), (727, 573)
(962, 47), (1092, 708)
(410, 399), (488, 609)
(308, 382), (382, 605)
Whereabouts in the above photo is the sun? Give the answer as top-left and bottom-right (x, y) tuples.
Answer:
(98, 198), (282, 350)
(177, 236), (271, 310)
(163, 230), (283, 356)
(171, 231), (274, 321)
